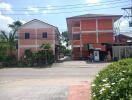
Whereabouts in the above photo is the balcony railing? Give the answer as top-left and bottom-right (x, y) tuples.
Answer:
(72, 27), (80, 33)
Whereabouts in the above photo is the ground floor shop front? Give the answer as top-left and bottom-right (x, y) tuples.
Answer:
(72, 43), (112, 61)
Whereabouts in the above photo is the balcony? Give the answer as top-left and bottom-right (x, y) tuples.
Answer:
(72, 40), (80, 45)
(72, 27), (80, 33)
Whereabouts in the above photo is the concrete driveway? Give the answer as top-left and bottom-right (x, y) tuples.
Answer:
(0, 60), (110, 100)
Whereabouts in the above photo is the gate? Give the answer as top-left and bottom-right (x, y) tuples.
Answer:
(112, 46), (132, 60)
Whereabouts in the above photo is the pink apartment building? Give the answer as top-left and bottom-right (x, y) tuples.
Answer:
(66, 14), (122, 60)
(18, 19), (60, 60)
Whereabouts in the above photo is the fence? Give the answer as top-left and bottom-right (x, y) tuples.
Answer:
(112, 46), (132, 60)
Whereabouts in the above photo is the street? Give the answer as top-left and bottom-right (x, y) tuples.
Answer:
(0, 61), (110, 100)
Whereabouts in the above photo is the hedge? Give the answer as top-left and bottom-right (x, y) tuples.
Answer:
(91, 58), (132, 100)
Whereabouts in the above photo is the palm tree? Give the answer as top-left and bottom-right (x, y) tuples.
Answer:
(0, 21), (22, 56)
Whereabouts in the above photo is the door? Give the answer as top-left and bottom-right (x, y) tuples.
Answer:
(94, 51), (100, 61)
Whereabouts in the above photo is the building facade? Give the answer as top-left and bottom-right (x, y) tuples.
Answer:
(18, 19), (60, 60)
(66, 14), (122, 60)
(115, 34), (132, 43)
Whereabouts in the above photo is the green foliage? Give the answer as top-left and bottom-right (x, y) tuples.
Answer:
(92, 58), (132, 100)
(40, 43), (54, 64)
(22, 43), (54, 67)
(60, 45), (71, 56)
(23, 49), (34, 66)
(24, 49), (33, 57)
(0, 21), (22, 56)
(63, 49), (71, 56)
(46, 50), (54, 64)
(0, 21), (26, 67)
(40, 43), (51, 50)
(0, 47), (7, 62)
(61, 31), (69, 47)
(2, 55), (17, 67)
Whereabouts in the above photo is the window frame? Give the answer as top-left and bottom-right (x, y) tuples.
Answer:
(24, 32), (30, 39)
(42, 32), (48, 38)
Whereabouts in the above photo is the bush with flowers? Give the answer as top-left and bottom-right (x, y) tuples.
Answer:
(91, 58), (132, 100)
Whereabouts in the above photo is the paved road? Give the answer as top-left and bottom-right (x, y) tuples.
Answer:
(0, 60), (110, 100)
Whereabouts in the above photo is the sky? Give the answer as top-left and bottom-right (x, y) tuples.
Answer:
(0, 0), (132, 36)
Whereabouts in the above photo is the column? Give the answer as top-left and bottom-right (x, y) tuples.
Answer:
(96, 18), (99, 43)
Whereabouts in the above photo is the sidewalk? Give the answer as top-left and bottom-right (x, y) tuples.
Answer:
(68, 81), (91, 100)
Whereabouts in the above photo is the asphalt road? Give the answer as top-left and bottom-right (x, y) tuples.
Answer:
(0, 60), (110, 100)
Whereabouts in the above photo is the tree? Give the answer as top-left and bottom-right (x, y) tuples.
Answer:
(0, 21), (22, 56)
(60, 44), (71, 56)
(61, 31), (69, 47)
(40, 43), (52, 64)
(40, 43), (51, 50)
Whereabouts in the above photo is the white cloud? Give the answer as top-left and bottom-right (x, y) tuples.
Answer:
(85, 0), (100, 4)
(0, 13), (26, 32)
(0, 2), (25, 33)
(0, 13), (14, 31)
(0, 2), (14, 32)
(26, 5), (53, 14)
(42, 5), (53, 14)
(0, 2), (12, 12)
(27, 6), (39, 13)
(24, 11), (30, 17)
(47, 5), (53, 10)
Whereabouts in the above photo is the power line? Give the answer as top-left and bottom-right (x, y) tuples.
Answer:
(0, 0), (126, 9)
(35, 0), (127, 8)
(0, 0), (128, 11)
(121, 0), (132, 27)
(12, 1), (131, 11)
(2, 4), (130, 15)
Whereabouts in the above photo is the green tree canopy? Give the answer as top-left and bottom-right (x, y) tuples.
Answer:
(61, 31), (69, 47)
(0, 21), (22, 55)
(40, 43), (51, 50)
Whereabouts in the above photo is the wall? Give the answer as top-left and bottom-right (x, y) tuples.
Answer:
(70, 18), (114, 59)
(18, 28), (55, 59)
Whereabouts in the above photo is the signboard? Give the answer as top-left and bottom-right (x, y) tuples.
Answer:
(89, 44), (94, 49)
(84, 44), (94, 50)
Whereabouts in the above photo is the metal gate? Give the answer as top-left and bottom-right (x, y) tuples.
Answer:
(112, 46), (132, 60)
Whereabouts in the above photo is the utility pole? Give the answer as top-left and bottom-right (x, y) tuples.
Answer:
(122, 0), (132, 27)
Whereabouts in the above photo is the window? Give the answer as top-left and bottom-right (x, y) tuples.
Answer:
(42, 32), (48, 38)
(25, 32), (30, 39)
(73, 34), (80, 40)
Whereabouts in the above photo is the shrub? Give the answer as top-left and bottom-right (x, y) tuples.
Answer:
(23, 49), (34, 66)
(47, 50), (54, 64)
(91, 58), (132, 100)
(0, 47), (7, 62)
(22, 49), (54, 66)
(2, 55), (17, 67)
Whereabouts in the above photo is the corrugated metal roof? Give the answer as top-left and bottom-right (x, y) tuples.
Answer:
(67, 14), (122, 19)
(19, 19), (58, 29)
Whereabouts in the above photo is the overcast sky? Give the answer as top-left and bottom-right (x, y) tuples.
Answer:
(0, 0), (132, 35)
